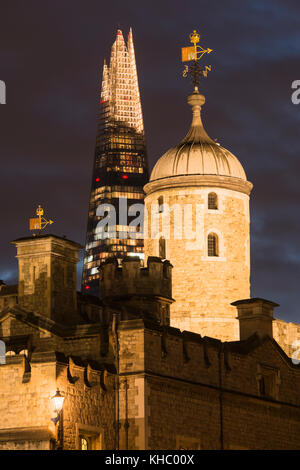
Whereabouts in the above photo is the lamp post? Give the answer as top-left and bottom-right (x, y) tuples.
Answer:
(51, 389), (65, 450)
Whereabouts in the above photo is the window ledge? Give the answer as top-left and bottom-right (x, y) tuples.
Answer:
(201, 256), (226, 262)
(207, 209), (221, 214)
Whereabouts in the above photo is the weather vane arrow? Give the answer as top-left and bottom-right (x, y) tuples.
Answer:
(29, 204), (54, 233)
(181, 30), (213, 89)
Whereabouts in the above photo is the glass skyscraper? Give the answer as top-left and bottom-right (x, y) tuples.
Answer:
(82, 28), (148, 295)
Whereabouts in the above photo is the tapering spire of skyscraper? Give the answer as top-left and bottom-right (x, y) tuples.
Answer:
(82, 28), (148, 295)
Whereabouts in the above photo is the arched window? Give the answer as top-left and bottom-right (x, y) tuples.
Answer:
(208, 193), (218, 210)
(19, 349), (28, 356)
(158, 196), (164, 213)
(208, 233), (218, 257)
(5, 350), (16, 357)
(159, 236), (166, 259)
(80, 437), (89, 450)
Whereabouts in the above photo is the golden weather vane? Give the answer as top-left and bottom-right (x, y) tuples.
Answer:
(29, 205), (54, 233)
(181, 30), (213, 88)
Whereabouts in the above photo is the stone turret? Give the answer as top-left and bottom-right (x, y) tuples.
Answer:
(12, 234), (82, 324)
(144, 89), (253, 341)
(99, 256), (173, 325)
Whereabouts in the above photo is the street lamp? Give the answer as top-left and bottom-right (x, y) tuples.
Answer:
(52, 389), (64, 416)
(51, 389), (65, 450)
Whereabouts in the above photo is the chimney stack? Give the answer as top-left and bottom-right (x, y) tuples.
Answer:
(12, 235), (82, 324)
(232, 298), (279, 341)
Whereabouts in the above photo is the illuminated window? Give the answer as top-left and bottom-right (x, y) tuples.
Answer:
(80, 437), (89, 450)
(19, 349), (28, 356)
(159, 237), (166, 259)
(208, 234), (218, 257)
(5, 350), (16, 357)
(208, 193), (218, 210)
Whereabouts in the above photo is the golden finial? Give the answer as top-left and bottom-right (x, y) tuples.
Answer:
(181, 29), (213, 89)
(189, 30), (200, 46)
(29, 205), (54, 233)
(36, 204), (44, 218)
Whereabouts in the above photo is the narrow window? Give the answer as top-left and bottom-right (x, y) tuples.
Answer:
(159, 236), (166, 259)
(258, 373), (276, 398)
(80, 437), (89, 450)
(259, 377), (266, 396)
(158, 196), (164, 213)
(208, 233), (218, 257)
(208, 193), (218, 210)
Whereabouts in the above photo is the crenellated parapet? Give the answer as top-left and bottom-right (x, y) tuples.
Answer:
(99, 256), (174, 325)
(99, 256), (172, 299)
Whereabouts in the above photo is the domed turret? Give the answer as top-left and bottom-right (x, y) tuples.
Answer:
(144, 88), (253, 342)
(150, 90), (247, 183)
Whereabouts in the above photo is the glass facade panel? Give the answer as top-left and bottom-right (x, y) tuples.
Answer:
(82, 29), (148, 295)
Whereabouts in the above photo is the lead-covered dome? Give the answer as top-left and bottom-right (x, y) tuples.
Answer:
(150, 91), (247, 182)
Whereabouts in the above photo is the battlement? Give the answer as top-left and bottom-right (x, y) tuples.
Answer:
(99, 256), (172, 300)
(117, 318), (300, 401)
(99, 256), (173, 325)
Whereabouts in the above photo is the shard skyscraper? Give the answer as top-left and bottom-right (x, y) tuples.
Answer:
(82, 28), (148, 295)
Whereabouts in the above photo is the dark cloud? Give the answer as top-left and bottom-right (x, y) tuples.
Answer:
(0, 0), (300, 321)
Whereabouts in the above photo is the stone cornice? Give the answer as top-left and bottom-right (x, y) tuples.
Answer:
(11, 234), (82, 250)
(144, 174), (253, 196)
(0, 426), (54, 442)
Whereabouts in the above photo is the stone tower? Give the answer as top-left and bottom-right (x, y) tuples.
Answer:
(144, 89), (253, 341)
(99, 255), (173, 325)
(12, 234), (82, 324)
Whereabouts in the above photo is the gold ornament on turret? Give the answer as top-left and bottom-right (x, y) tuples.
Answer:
(29, 205), (54, 233)
(181, 30), (213, 88)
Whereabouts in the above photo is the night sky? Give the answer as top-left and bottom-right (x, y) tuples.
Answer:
(0, 0), (299, 323)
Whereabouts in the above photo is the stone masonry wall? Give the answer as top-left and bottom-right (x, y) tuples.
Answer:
(118, 322), (146, 450)
(0, 356), (57, 450)
(144, 187), (250, 342)
(118, 320), (300, 450)
(273, 319), (300, 359)
(0, 354), (115, 450)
